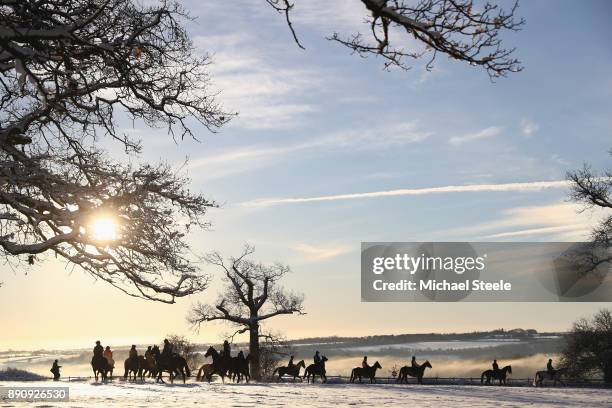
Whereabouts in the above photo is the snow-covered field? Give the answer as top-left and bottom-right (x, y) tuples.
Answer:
(1, 380), (611, 407)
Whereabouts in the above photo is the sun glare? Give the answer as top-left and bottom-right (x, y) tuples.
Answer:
(89, 216), (118, 242)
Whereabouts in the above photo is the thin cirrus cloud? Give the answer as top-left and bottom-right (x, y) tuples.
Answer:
(193, 33), (323, 130)
(188, 121), (431, 179)
(241, 179), (572, 207)
(449, 126), (503, 145)
(292, 243), (353, 262)
(440, 202), (603, 241)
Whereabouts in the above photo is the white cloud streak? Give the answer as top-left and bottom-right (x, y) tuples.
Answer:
(292, 243), (352, 261)
(441, 202), (605, 241)
(449, 126), (503, 145)
(242, 179), (572, 207)
(520, 118), (539, 137)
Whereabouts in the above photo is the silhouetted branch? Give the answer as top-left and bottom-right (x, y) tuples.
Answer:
(567, 152), (612, 278)
(265, 0), (304, 49)
(269, 0), (524, 78)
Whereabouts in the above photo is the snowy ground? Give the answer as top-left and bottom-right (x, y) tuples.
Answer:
(2, 380), (612, 407)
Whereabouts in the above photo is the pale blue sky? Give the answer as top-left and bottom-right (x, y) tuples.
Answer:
(1, 0), (612, 350)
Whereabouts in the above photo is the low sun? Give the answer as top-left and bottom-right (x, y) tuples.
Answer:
(89, 216), (118, 242)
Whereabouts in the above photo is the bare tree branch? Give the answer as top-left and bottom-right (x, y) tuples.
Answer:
(267, 0), (524, 78)
(265, 0), (305, 50)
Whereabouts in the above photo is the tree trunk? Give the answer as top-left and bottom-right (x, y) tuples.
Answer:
(249, 323), (261, 381)
(604, 362), (612, 384)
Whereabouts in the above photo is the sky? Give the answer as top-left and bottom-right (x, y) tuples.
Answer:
(1, 0), (612, 351)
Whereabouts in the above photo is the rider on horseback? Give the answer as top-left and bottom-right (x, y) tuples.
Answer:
(93, 340), (104, 358)
(129, 345), (138, 361)
(314, 351), (322, 365)
(162, 339), (173, 357)
(362, 356), (370, 369)
(411, 356), (418, 368)
(103, 346), (114, 368)
(223, 340), (231, 358)
(492, 359), (499, 374)
(145, 346), (153, 360)
(287, 355), (295, 369)
(547, 358), (555, 378)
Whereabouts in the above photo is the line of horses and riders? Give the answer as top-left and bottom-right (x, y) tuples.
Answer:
(54, 341), (565, 387)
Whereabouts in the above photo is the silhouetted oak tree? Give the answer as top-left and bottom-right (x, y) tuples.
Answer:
(188, 245), (304, 380)
(0, 0), (229, 302)
(560, 309), (612, 383)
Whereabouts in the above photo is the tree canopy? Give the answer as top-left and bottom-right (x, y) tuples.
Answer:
(0, 0), (229, 302)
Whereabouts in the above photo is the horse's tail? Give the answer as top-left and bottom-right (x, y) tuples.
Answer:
(196, 366), (203, 381)
(481, 371), (486, 384)
(533, 372), (541, 386)
(349, 368), (355, 383)
(184, 361), (191, 378)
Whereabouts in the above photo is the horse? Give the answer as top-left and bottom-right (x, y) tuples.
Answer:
(196, 363), (215, 382)
(534, 368), (567, 387)
(231, 354), (251, 383)
(350, 361), (382, 383)
(91, 355), (111, 382)
(397, 361), (432, 384)
(273, 360), (306, 381)
(124, 356), (140, 381)
(151, 345), (190, 384)
(105, 356), (115, 379)
(204, 346), (231, 383)
(304, 356), (328, 383)
(138, 354), (157, 380)
(481, 365), (512, 386)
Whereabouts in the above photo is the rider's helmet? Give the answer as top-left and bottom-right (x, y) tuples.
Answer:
(105, 346), (110, 350)
(164, 339), (169, 343)
(131, 344), (136, 348)
(96, 340), (101, 345)
(412, 356), (415, 359)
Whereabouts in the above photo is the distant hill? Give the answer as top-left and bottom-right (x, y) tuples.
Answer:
(283, 328), (555, 347)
